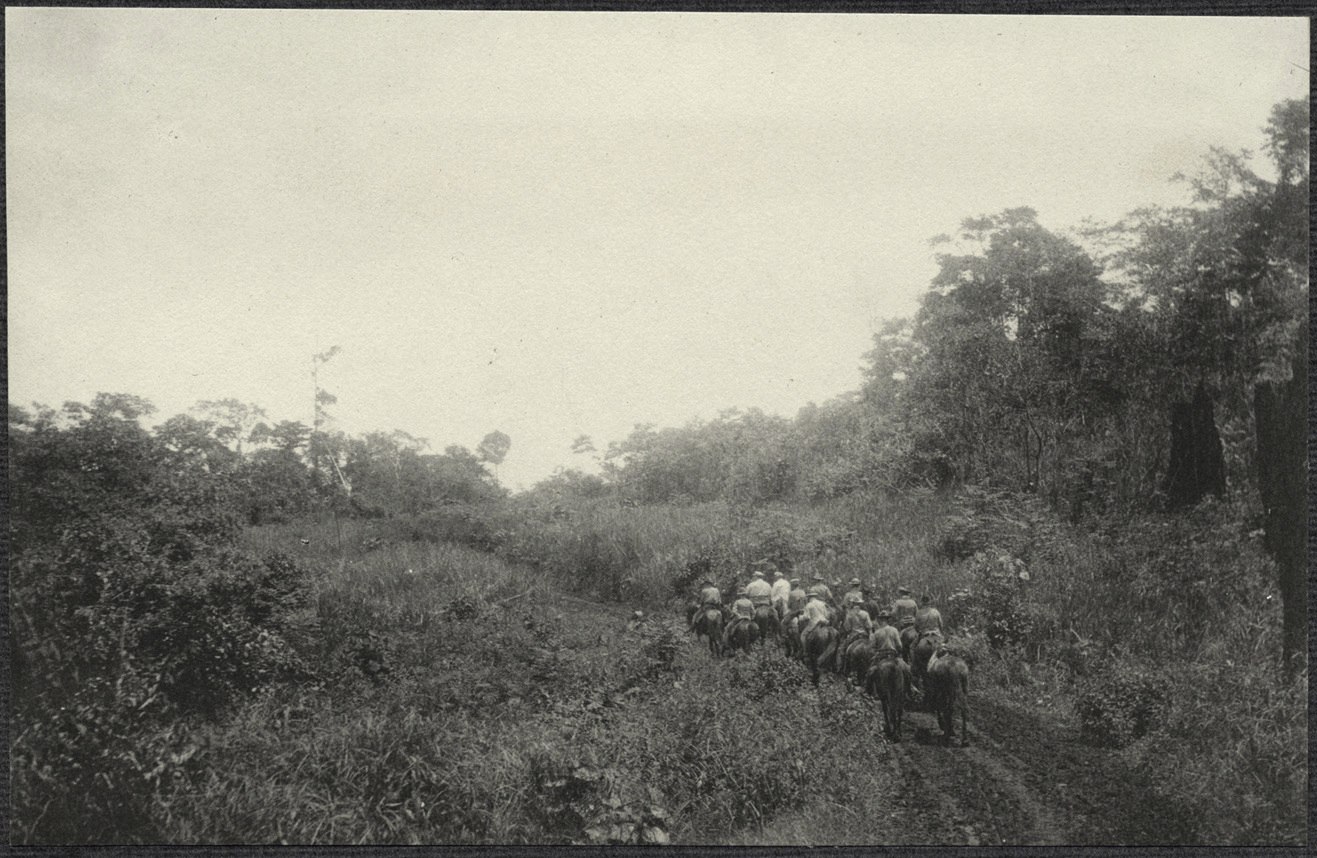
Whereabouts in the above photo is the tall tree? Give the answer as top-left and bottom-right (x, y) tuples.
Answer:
(476, 430), (512, 479)
(1111, 99), (1309, 674)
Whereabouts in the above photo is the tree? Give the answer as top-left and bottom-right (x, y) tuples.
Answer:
(1109, 98), (1309, 674)
(476, 430), (512, 479)
(189, 399), (267, 455)
(903, 209), (1114, 497)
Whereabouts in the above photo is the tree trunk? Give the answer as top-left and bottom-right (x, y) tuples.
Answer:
(1164, 382), (1226, 509)
(1253, 326), (1308, 679)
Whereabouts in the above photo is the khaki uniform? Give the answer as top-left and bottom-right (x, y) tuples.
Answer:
(842, 588), (865, 607)
(870, 623), (902, 655)
(807, 582), (834, 604)
(892, 596), (918, 627)
(802, 597), (831, 636)
(915, 605), (943, 634)
(732, 596), (755, 620)
(746, 578), (773, 607)
(843, 608), (873, 635)
(787, 586), (808, 612)
(698, 585), (722, 608)
(770, 578), (791, 615)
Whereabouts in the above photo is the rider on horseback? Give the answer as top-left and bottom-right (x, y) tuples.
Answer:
(732, 587), (755, 621)
(807, 574), (834, 608)
(769, 567), (791, 619)
(801, 590), (831, 638)
(840, 580), (872, 645)
(915, 596), (943, 636)
(745, 569), (773, 611)
(842, 578), (865, 610)
(892, 586), (918, 628)
(869, 607), (903, 659)
(690, 577), (722, 630)
(787, 578), (807, 613)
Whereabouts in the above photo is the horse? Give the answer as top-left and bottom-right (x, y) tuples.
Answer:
(692, 606), (725, 657)
(781, 611), (804, 659)
(866, 650), (910, 741)
(838, 633), (874, 684)
(899, 622), (919, 662)
(722, 616), (759, 655)
(925, 652), (970, 746)
(752, 604), (780, 646)
(802, 623), (839, 686)
(910, 629), (943, 689)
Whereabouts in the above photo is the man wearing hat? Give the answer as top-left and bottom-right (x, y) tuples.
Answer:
(689, 576), (723, 631)
(893, 587), (919, 661)
(769, 567), (792, 620)
(870, 606), (903, 657)
(801, 589), (831, 639)
(732, 587), (756, 622)
(806, 574), (834, 606)
(839, 588), (874, 664)
(787, 577), (807, 614)
(892, 586), (918, 628)
(915, 594), (943, 636)
(745, 567), (774, 611)
(842, 578), (866, 610)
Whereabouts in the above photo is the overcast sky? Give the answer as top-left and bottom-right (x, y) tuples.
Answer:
(7, 11), (1308, 489)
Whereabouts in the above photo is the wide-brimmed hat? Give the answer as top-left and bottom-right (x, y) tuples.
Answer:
(897, 586), (911, 595)
(849, 578), (861, 587)
(812, 573), (826, 581)
(751, 570), (764, 579)
(874, 607), (892, 618)
(789, 577), (801, 585)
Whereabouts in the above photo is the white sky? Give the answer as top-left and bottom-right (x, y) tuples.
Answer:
(6, 10), (1308, 490)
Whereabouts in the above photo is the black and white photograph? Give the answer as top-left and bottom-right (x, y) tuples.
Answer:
(6, 8), (1309, 846)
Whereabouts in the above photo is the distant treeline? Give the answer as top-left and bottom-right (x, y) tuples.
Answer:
(532, 99), (1307, 675)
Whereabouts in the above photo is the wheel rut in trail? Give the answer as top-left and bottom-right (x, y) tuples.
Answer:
(879, 705), (1067, 846)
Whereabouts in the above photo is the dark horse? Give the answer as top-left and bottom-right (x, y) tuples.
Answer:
(865, 650), (910, 741)
(910, 629), (943, 689)
(899, 623), (919, 663)
(692, 606), (725, 657)
(781, 611), (804, 659)
(802, 623), (839, 686)
(752, 604), (780, 647)
(723, 616), (759, 655)
(838, 634), (874, 684)
(925, 652), (970, 746)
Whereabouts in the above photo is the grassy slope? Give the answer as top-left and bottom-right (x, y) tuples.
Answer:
(163, 489), (1305, 845)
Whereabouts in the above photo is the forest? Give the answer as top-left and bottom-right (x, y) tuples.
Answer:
(8, 99), (1307, 845)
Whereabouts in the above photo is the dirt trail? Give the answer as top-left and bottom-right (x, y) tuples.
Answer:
(549, 597), (1183, 846)
(853, 687), (1189, 846)
(685, 633), (1183, 846)
(887, 703), (1067, 845)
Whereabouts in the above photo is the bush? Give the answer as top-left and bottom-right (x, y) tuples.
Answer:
(1074, 663), (1166, 748)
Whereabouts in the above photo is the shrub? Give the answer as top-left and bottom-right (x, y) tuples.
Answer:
(1074, 663), (1166, 748)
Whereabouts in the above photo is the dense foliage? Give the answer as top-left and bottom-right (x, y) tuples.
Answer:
(7, 100), (1304, 845)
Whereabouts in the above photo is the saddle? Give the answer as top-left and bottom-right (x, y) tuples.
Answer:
(872, 647), (901, 662)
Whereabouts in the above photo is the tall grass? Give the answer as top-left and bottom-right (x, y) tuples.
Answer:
(224, 489), (1304, 845)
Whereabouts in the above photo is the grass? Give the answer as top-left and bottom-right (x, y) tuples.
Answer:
(159, 490), (1309, 845)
